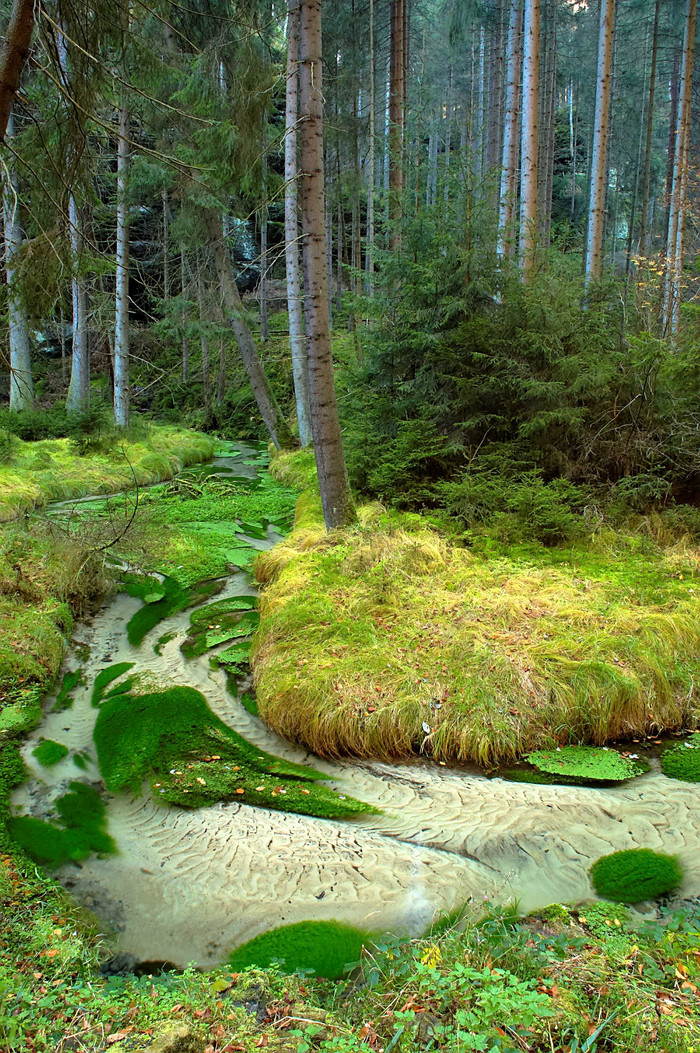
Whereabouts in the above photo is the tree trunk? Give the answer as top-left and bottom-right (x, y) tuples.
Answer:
(638, 0), (660, 258)
(180, 246), (189, 383)
(366, 0), (375, 314)
(217, 342), (226, 405)
(518, 0), (541, 279)
(65, 194), (90, 412)
(196, 255), (210, 415)
(259, 160), (269, 343)
(388, 0), (406, 247)
(298, 0), (355, 529)
(665, 46), (681, 243)
(3, 110), (33, 410)
(584, 0), (615, 283)
(285, 0), (312, 447)
(0, 0), (34, 143)
(663, 0), (697, 336)
(205, 210), (294, 449)
(498, 0), (523, 260)
(114, 72), (130, 428)
(162, 189), (170, 298)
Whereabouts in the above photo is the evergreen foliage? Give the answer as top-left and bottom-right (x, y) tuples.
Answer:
(590, 849), (684, 903)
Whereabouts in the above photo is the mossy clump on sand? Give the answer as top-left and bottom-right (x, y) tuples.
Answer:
(91, 662), (135, 706)
(228, 921), (372, 979)
(32, 739), (69, 767)
(253, 453), (700, 767)
(126, 576), (225, 647)
(660, 735), (700, 782)
(526, 746), (647, 784)
(120, 571), (167, 604)
(93, 684), (375, 819)
(590, 849), (684, 903)
(181, 601), (260, 659)
(9, 782), (115, 866)
(52, 668), (84, 712)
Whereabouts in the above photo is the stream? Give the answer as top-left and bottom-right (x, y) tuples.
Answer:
(11, 444), (700, 970)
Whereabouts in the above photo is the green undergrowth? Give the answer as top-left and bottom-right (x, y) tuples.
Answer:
(253, 452), (700, 767)
(0, 424), (214, 521)
(591, 849), (684, 903)
(93, 684), (374, 819)
(31, 739), (69, 767)
(228, 921), (373, 980)
(91, 662), (135, 706)
(8, 782), (115, 867)
(661, 734), (700, 782)
(526, 746), (648, 784)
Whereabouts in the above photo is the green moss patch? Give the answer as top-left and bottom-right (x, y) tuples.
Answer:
(181, 609), (260, 659)
(120, 571), (167, 604)
(126, 576), (225, 647)
(590, 849), (684, 903)
(91, 662), (135, 706)
(228, 921), (372, 979)
(9, 783), (115, 866)
(32, 739), (69, 767)
(93, 685), (375, 819)
(52, 668), (84, 712)
(661, 735), (700, 782)
(526, 746), (647, 784)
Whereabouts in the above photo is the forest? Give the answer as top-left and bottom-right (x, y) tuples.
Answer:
(2, 0), (700, 1051)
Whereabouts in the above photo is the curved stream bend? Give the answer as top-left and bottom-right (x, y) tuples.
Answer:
(11, 445), (700, 969)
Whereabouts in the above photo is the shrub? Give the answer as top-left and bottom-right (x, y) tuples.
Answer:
(590, 849), (683, 903)
(660, 736), (700, 782)
(228, 921), (372, 979)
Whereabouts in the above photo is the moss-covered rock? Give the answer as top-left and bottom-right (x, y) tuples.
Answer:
(228, 920), (372, 979)
(660, 735), (700, 782)
(108, 1024), (204, 1053)
(590, 848), (683, 903)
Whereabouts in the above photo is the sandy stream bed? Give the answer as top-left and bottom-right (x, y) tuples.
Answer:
(11, 447), (700, 969)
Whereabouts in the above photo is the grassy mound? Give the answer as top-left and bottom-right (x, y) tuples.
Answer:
(252, 455), (700, 766)
(9, 783), (115, 866)
(590, 849), (684, 903)
(0, 424), (214, 521)
(32, 739), (69, 767)
(93, 684), (375, 819)
(661, 735), (700, 782)
(526, 746), (647, 784)
(228, 921), (372, 979)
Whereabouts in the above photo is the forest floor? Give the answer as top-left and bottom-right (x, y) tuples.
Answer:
(253, 450), (700, 767)
(2, 436), (700, 1051)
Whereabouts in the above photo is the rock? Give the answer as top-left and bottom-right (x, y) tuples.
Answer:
(106, 1024), (204, 1053)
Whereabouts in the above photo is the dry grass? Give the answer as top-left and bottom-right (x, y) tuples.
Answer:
(253, 462), (700, 767)
(0, 426), (215, 521)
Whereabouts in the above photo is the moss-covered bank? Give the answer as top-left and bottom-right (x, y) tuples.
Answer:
(253, 452), (700, 766)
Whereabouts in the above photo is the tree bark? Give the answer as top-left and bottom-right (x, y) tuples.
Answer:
(285, 0), (312, 447)
(114, 70), (130, 428)
(0, 0), (34, 142)
(298, 0), (355, 529)
(196, 253), (210, 415)
(638, 0), (660, 258)
(518, 0), (541, 279)
(205, 210), (294, 449)
(663, 0), (697, 336)
(498, 0), (523, 260)
(3, 109), (33, 410)
(366, 0), (375, 315)
(65, 193), (90, 412)
(388, 0), (406, 247)
(584, 0), (615, 284)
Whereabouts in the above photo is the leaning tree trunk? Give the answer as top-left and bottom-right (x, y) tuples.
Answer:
(663, 0), (697, 336)
(114, 81), (130, 428)
(518, 0), (541, 279)
(284, 0), (312, 447)
(0, 0), (34, 143)
(584, 0), (615, 283)
(3, 110), (33, 410)
(205, 211), (294, 450)
(498, 0), (523, 261)
(298, 0), (356, 529)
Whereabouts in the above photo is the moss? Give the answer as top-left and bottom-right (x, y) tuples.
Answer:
(52, 667), (84, 712)
(590, 849), (684, 903)
(253, 453), (700, 767)
(181, 610), (260, 659)
(91, 662), (135, 706)
(212, 640), (253, 674)
(526, 746), (647, 784)
(240, 691), (259, 716)
(660, 735), (700, 782)
(154, 631), (176, 655)
(126, 577), (224, 647)
(32, 739), (69, 767)
(228, 921), (372, 979)
(93, 685), (375, 819)
(120, 571), (167, 604)
(8, 783), (115, 866)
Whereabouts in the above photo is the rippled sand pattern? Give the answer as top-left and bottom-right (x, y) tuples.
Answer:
(12, 446), (700, 968)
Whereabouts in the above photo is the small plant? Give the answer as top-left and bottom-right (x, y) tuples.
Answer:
(660, 735), (700, 782)
(526, 746), (647, 783)
(590, 849), (683, 903)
